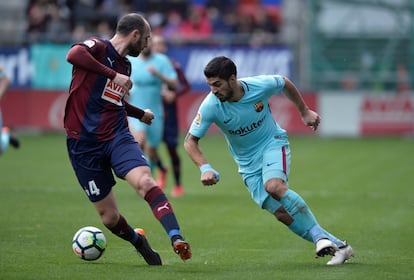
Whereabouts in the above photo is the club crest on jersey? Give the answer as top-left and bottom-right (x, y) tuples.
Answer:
(101, 79), (126, 106)
(194, 112), (202, 126)
(254, 101), (264, 112)
(83, 39), (96, 48)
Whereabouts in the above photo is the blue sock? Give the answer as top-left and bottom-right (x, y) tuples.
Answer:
(280, 189), (320, 243)
(321, 228), (346, 248)
(168, 229), (181, 239)
(288, 221), (313, 242)
(281, 190), (346, 246)
(1, 129), (10, 152)
(309, 225), (346, 247)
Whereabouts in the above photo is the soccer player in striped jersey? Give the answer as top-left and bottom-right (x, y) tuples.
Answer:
(64, 13), (191, 265)
(184, 56), (353, 265)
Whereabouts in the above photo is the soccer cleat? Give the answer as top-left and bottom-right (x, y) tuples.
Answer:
(2, 127), (20, 149)
(327, 242), (354, 265)
(315, 239), (339, 258)
(156, 169), (168, 190)
(134, 232), (162, 265)
(9, 135), (20, 149)
(134, 228), (146, 237)
(173, 238), (192, 261)
(170, 185), (184, 197)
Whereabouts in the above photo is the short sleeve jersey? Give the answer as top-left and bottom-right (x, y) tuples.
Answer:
(128, 53), (177, 118)
(64, 39), (131, 142)
(189, 75), (287, 169)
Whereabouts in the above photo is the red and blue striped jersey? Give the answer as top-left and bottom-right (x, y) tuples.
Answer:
(64, 38), (132, 142)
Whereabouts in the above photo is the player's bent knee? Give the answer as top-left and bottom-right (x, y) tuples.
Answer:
(264, 178), (287, 200)
(138, 173), (156, 189)
(125, 166), (156, 195)
(133, 172), (158, 198)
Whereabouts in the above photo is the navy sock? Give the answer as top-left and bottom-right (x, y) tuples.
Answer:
(106, 215), (140, 246)
(155, 158), (166, 172)
(145, 186), (181, 239)
(167, 146), (181, 185)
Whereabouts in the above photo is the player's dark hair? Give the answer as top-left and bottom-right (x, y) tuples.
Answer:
(204, 56), (237, 80)
(116, 13), (148, 36)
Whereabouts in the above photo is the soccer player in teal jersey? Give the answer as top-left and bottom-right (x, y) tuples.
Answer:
(184, 56), (353, 265)
(151, 35), (191, 197)
(128, 40), (178, 176)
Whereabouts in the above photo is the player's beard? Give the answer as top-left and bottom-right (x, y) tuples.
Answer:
(217, 82), (235, 102)
(128, 41), (142, 57)
(141, 47), (151, 57)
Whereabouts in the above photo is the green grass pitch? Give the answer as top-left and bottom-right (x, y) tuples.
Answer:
(0, 133), (413, 279)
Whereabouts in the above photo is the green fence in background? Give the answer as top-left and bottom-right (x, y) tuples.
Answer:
(307, 0), (413, 91)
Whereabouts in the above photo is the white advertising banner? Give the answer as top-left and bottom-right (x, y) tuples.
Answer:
(319, 94), (361, 136)
(319, 92), (414, 136)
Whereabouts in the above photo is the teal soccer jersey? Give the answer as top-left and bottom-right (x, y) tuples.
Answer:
(128, 53), (177, 146)
(128, 52), (177, 118)
(189, 75), (288, 174)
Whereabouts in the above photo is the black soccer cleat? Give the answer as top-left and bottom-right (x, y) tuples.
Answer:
(134, 233), (162, 265)
(9, 135), (20, 149)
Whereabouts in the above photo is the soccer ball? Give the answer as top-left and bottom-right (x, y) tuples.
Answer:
(72, 226), (107, 261)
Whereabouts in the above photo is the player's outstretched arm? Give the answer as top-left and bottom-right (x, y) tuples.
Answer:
(282, 76), (321, 131)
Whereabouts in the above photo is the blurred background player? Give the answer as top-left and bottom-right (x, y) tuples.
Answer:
(64, 13), (191, 264)
(0, 66), (20, 156)
(151, 35), (191, 197)
(127, 35), (178, 187)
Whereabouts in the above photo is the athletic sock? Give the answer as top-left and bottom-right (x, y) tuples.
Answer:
(167, 146), (181, 185)
(280, 189), (322, 242)
(288, 221), (313, 242)
(154, 158), (166, 173)
(1, 127), (10, 152)
(282, 191), (346, 246)
(320, 228), (346, 248)
(106, 215), (141, 247)
(144, 186), (181, 239)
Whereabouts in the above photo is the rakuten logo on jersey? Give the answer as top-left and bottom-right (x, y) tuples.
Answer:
(101, 79), (126, 106)
(228, 115), (266, 136)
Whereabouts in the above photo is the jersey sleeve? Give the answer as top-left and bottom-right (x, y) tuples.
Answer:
(188, 94), (216, 138)
(272, 75), (285, 91)
(265, 75), (285, 98)
(67, 39), (116, 79)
